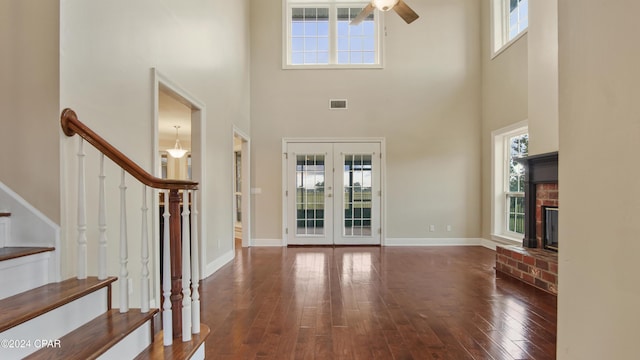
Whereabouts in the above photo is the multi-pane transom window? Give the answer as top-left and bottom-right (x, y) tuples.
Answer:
(286, 2), (381, 68)
(337, 8), (375, 64)
(506, 133), (528, 234)
(291, 8), (330, 65)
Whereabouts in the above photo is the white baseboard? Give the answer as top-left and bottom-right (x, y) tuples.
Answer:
(245, 237), (505, 251)
(480, 238), (501, 250)
(252, 238), (284, 247)
(384, 238), (503, 251)
(203, 250), (234, 279)
(0, 217), (9, 248)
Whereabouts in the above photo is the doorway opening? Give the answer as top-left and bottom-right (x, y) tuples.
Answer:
(152, 69), (206, 307)
(233, 128), (250, 248)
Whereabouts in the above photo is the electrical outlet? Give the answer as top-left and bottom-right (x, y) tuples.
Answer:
(446, 225), (452, 232)
(429, 225), (435, 232)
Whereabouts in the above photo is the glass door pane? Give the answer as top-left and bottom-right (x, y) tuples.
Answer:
(334, 143), (380, 245)
(296, 154), (326, 235)
(343, 154), (373, 236)
(287, 142), (333, 245)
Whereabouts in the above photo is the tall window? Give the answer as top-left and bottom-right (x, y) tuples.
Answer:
(506, 132), (528, 234)
(285, 1), (382, 68)
(492, 121), (528, 242)
(491, 0), (528, 56)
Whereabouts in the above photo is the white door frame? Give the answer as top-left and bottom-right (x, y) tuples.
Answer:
(152, 68), (207, 307)
(282, 137), (386, 246)
(233, 127), (251, 248)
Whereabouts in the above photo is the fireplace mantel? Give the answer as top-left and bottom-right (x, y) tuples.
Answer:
(518, 152), (558, 248)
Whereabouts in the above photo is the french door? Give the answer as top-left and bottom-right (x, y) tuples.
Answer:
(285, 142), (381, 245)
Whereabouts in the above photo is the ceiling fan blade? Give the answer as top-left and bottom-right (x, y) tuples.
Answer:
(350, 3), (375, 26)
(393, 0), (419, 24)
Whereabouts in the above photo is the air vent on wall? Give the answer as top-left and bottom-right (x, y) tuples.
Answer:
(329, 99), (348, 110)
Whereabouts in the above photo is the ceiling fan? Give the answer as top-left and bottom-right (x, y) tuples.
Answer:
(350, 0), (419, 26)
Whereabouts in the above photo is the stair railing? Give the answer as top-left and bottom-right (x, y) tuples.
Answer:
(61, 108), (199, 345)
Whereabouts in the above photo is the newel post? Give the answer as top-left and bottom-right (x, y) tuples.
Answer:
(169, 189), (183, 339)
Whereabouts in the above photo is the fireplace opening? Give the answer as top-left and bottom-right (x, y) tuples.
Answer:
(543, 206), (558, 251)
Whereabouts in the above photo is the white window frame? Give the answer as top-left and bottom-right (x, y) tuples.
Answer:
(491, 120), (528, 244)
(283, 0), (384, 69)
(490, 0), (528, 58)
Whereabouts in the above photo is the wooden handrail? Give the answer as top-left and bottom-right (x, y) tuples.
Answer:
(61, 108), (198, 190)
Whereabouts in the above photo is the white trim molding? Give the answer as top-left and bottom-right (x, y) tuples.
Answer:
(253, 238), (285, 247)
(386, 238), (483, 247)
(248, 237), (505, 251)
(386, 237), (505, 251)
(203, 249), (235, 279)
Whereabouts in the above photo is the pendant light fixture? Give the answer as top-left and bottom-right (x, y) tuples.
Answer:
(166, 125), (188, 158)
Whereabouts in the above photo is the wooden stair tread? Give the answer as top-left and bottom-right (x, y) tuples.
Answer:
(0, 246), (55, 262)
(134, 324), (210, 360)
(0, 212), (10, 217)
(25, 308), (159, 360)
(0, 276), (116, 333)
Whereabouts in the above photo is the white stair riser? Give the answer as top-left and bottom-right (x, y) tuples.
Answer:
(0, 288), (108, 359)
(0, 181), (61, 283)
(0, 217), (8, 247)
(0, 252), (53, 300)
(191, 343), (206, 360)
(98, 319), (153, 360)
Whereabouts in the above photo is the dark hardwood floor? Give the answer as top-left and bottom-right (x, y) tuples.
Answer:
(200, 246), (557, 359)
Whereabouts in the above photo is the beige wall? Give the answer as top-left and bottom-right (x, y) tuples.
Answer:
(0, 0), (60, 223)
(528, 0), (559, 155)
(557, 0), (640, 358)
(251, 0), (482, 241)
(480, 0), (528, 240)
(60, 0), (250, 305)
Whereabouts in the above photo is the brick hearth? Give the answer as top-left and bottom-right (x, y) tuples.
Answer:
(496, 245), (558, 295)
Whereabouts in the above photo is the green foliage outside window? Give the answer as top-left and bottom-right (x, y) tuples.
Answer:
(507, 134), (528, 234)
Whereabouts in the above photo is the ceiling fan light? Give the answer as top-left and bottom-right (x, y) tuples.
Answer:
(373, 0), (399, 11)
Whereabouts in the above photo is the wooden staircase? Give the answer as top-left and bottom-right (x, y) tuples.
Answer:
(0, 108), (210, 359)
(0, 214), (161, 359)
(0, 264), (207, 359)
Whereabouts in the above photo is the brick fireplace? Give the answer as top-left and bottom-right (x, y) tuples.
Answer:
(495, 152), (559, 295)
(536, 183), (558, 250)
(521, 152), (559, 249)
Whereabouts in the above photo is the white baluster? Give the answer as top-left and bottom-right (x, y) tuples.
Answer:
(119, 170), (129, 313)
(98, 153), (108, 280)
(181, 190), (192, 342)
(190, 190), (200, 334)
(77, 138), (87, 279)
(162, 190), (173, 346)
(140, 186), (150, 313)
